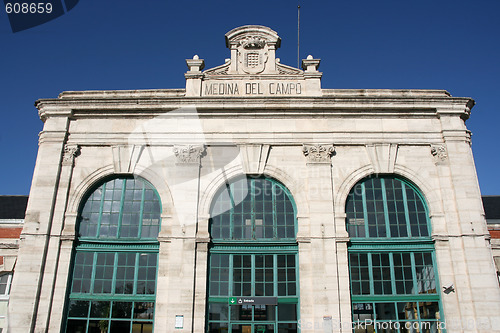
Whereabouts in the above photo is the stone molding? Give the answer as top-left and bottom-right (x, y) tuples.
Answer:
(239, 144), (270, 175)
(302, 144), (335, 163)
(112, 145), (143, 173)
(62, 144), (80, 166)
(173, 144), (205, 164)
(366, 143), (398, 173)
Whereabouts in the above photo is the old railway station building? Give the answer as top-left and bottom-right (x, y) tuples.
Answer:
(8, 26), (500, 333)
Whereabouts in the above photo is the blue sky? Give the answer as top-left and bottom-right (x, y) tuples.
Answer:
(0, 0), (499, 195)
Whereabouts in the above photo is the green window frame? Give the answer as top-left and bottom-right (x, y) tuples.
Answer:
(346, 177), (429, 239)
(79, 178), (161, 241)
(346, 176), (445, 333)
(210, 177), (296, 242)
(207, 177), (299, 333)
(64, 177), (161, 333)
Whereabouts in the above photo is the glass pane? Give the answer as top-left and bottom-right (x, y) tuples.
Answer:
(68, 300), (89, 318)
(208, 303), (229, 321)
(66, 319), (87, 333)
(132, 322), (153, 333)
(375, 302), (397, 320)
(110, 321), (131, 331)
(208, 322), (229, 333)
(255, 305), (275, 321)
(231, 304), (252, 321)
(90, 301), (111, 318)
(134, 302), (155, 319)
(112, 301), (132, 319)
(277, 323), (297, 333)
(278, 304), (296, 321)
(88, 320), (105, 333)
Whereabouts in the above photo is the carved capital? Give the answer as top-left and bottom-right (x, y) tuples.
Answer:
(302, 144), (335, 163)
(430, 145), (448, 164)
(173, 144), (205, 164)
(62, 144), (80, 166)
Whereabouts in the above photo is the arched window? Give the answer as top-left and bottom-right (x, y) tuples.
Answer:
(346, 176), (444, 332)
(207, 177), (299, 333)
(64, 177), (161, 333)
(210, 177), (296, 241)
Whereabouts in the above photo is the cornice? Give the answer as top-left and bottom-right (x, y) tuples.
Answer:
(34, 89), (474, 121)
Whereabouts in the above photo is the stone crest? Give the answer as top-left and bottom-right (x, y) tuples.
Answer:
(237, 36), (269, 74)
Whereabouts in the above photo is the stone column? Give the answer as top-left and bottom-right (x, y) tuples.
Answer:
(300, 144), (339, 333)
(436, 109), (500, 332)
(192, 215), (210, 332)
(35, 145), (80, 332)
(8, 115), (70, 332)
(161, 145), (205, 332)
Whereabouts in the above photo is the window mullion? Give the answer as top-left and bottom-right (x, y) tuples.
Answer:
(367, 253), (374, 295)
(251, 179), (255, 240)
(272, 183), (277, 239)
(133, 253), (139, 295)
(381, 179), (391, 238)
(273, 254), (277, 297)
(90, 252), (97, 295)
(111, 253), (118, 295)
(251, 254), (255, 296)
(228, 184), (235, 239)
(401, 182), (412, 237)
(410, 252), (418, 295)
(138, 184), (146, 239)
(117, 181), (127, 238)
(389, 252), (396, 296)
(97, 184), (106, 238)
(229, 254), (233, 297)
(361, 182), (369, 237)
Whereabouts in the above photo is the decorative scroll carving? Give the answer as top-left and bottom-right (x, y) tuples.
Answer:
(62, 144), (80, 166)
(302, 144), (335, 163)
(240, 36), (266, 49)
(431, 145), (448, 163)
(173, 145), (205, 164)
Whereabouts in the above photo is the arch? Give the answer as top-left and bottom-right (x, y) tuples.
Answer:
(77, 176), (162, 240)
(67, 164), (175, 222)
(209, 176), (297, 241)
(345, 168), (446, 329)
(199, 164), (309, 220)
(64, 171), (162, 332)
(335, 164), (443, 219)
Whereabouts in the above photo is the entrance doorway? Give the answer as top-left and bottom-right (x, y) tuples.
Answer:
(206, 177), (299, 333)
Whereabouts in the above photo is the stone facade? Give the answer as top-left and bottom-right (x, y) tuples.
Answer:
(8, 25), (500, 332)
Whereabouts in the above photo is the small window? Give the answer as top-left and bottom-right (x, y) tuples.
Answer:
(0, 273), (13, 296)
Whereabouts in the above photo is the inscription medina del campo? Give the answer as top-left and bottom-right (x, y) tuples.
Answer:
(204, 81), (302, 96)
